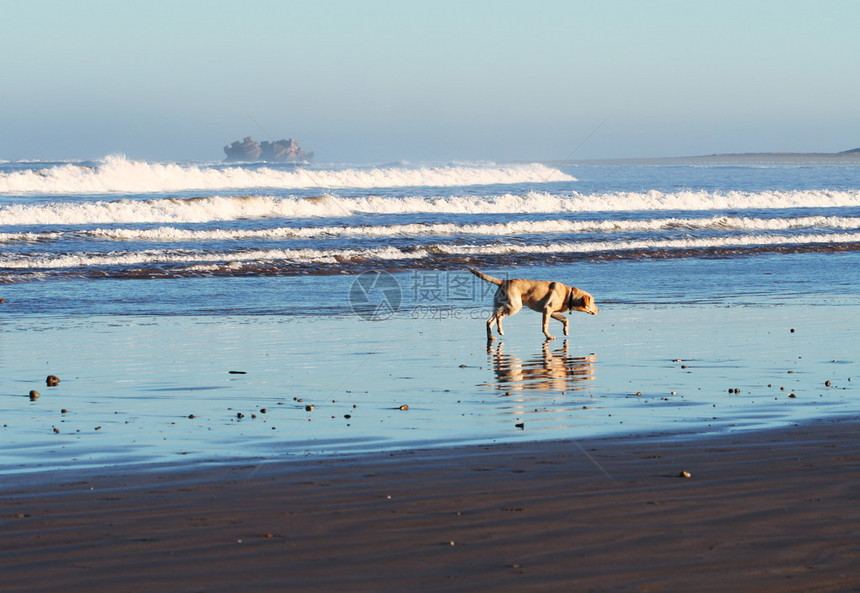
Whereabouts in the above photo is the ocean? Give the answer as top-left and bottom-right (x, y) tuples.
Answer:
(1, 154), (859, 473)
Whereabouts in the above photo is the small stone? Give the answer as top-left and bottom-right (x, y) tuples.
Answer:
(29, 390), (41, 401)
(52, 427), (60, 434)
(398, 404), (409, 411)
(825, 380), (832, 387)
(515, 422), (525, 430)
(46, 375), (60, 386)
(788, 393), (796, 398)
(305, 405), (314, 412)
(236, 412), (244, 419)
(679, 470), (692, 478)
(188, 414), (197, 419)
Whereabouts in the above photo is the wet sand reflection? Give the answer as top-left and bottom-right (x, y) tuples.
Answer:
(486, 340), (596, 393)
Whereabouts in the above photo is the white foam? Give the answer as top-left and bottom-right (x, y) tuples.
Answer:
(5, 233), (857, 270)
(2, 215), (858, 244)
(4, 189), (860, 227)
(429, 232), (860, 256)
(0, 156), (572, 194)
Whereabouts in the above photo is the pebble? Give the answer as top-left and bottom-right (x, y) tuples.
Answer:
(46, 375), (60, 386)
(825, 380), (832, 387)
(305, 405), (314, 412)
(29, 390), (40, 401)
(398, 404), (409, 411)
(679, 470), (692, 478)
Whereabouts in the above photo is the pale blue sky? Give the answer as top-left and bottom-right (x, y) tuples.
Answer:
(1, 0), (858, 162)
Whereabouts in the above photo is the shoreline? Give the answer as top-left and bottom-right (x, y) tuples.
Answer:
(2, 417), (858, 592)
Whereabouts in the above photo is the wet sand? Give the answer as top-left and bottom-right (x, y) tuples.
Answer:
(2, 418), (858, 593)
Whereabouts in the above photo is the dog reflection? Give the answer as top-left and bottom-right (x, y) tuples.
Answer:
(487, 340), (596, 392)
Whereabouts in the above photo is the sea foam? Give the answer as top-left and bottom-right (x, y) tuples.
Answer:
(2, 190), (860, 226)
(2, 215), (858, 244)
(4, 233), (858, 270)
(0, 156), (572, 194)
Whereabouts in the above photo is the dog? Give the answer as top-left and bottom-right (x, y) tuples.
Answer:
(469, 268), (598, 340)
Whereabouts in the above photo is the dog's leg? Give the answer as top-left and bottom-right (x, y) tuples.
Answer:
(541, 310), (555, 340)
(486, 313), (497, 341)
(551, 312), (569, 336)
(496, 311), (506, 336)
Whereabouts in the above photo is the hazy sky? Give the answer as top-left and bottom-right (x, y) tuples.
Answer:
(2, 0), (858, 162)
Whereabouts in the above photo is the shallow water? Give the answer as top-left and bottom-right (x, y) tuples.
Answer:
(2, 156), (859, 474)
(2, 275), (856, 474)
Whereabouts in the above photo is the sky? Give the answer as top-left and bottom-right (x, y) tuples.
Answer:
(1, 0), (859, 162)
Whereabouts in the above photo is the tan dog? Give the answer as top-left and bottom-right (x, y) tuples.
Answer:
(469, 268), (598, 340)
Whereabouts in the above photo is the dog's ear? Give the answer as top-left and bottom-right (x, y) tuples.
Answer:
(583, 293), (599, 314)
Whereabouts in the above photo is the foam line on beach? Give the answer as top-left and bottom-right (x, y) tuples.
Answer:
(4, 232), (858, 270)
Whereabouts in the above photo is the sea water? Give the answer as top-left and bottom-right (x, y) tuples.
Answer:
(1, 155), (858, 474)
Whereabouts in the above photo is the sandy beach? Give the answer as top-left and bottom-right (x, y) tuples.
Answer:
(2, 283), (859, 591)
(2, 418), (858, 593)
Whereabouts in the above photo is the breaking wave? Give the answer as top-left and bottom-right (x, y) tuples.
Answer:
(0, 156), (572, 194)
(2, 215), (859, 244)
(4, 233), (858, 271)
(3, 190), (860, 226)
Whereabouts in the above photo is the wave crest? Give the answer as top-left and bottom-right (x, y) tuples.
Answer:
(3, 190), (860, 226)
(0, 156), (572, 194)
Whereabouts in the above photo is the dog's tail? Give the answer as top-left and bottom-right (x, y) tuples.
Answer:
(468, 267), (503, 285)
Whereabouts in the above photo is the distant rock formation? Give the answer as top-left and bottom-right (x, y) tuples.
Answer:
(840, 147), (860, 154)
(223, 136), (313, 162)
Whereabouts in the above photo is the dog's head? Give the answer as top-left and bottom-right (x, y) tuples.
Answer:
(568, 289), (599, 315)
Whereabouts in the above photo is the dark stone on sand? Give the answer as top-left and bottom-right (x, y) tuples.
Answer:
(305, 405), (314, 412)
(29, 390), (40, 401)
(228, 371), (247, 375)
(515, 422), (525, 430)
(46, 375), (60, 386)
(825, 380), (832, 387)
